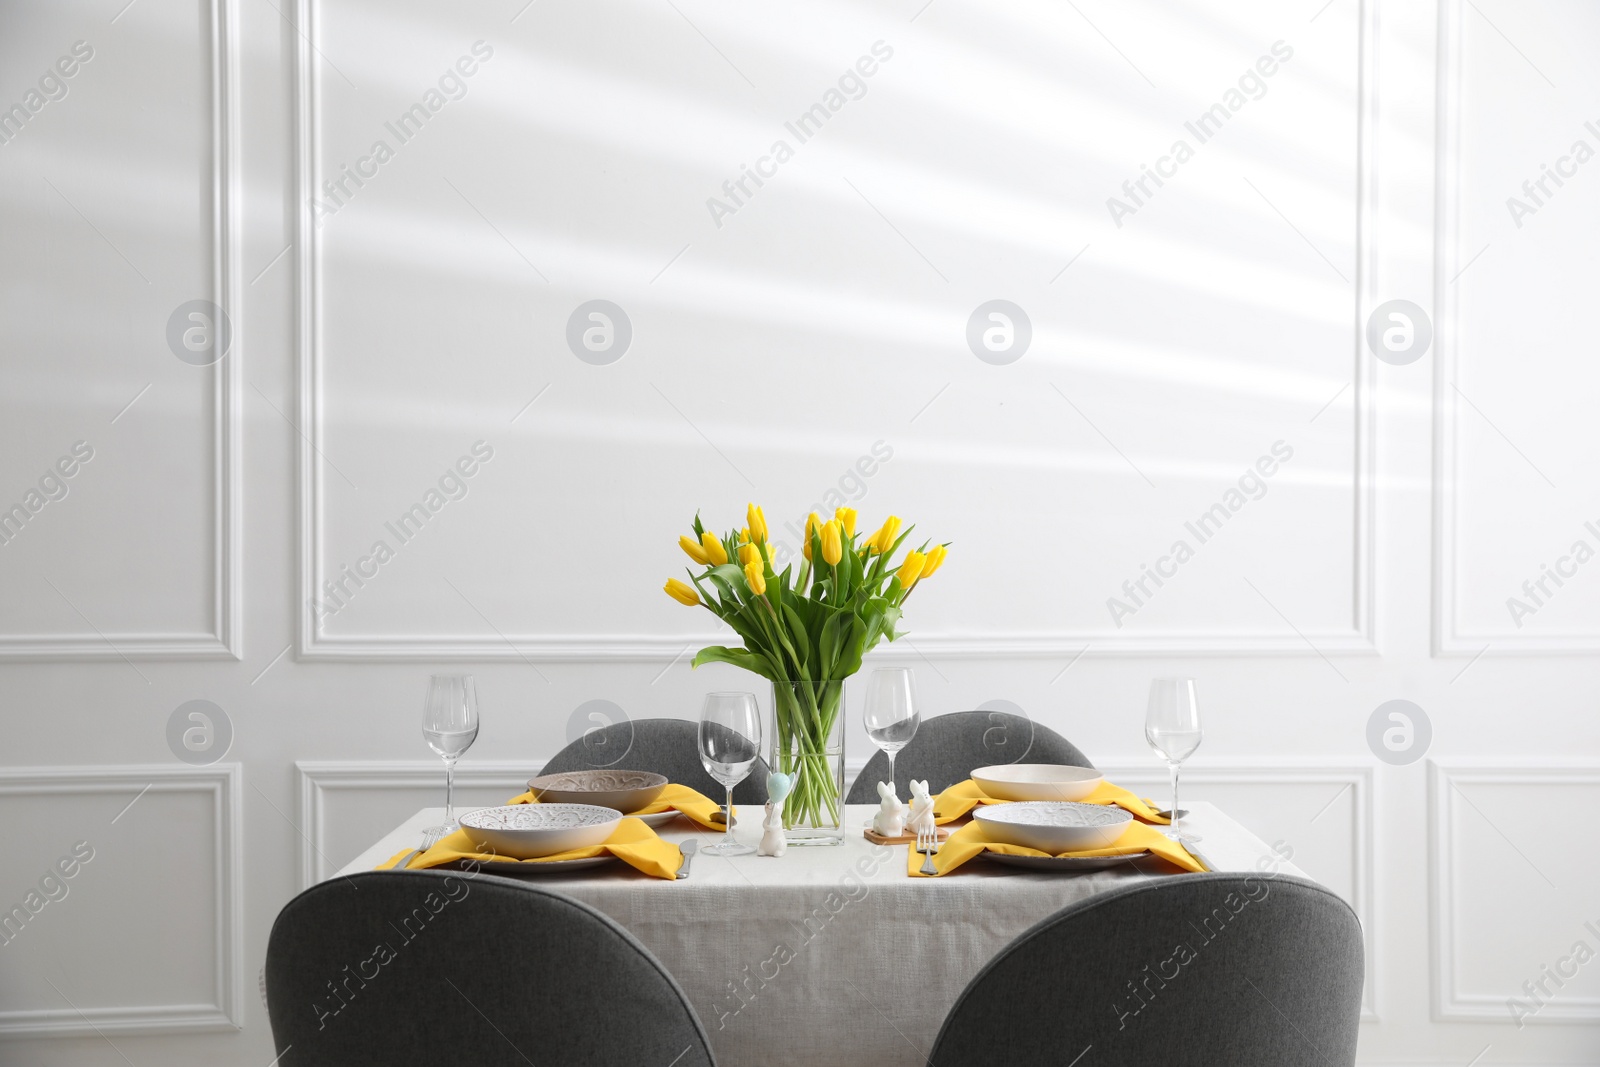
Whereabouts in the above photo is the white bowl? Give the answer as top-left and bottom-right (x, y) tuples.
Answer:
(973, 801), (1132, 854)
(971, 764), (1104, 802)
(459, 804), (622, 859)
(527, 769), (668, 814)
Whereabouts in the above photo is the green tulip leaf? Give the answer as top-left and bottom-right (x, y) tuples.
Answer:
(691, 645), (775, 679)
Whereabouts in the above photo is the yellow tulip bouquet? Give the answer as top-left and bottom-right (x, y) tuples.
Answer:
(664, 503), (947, 833)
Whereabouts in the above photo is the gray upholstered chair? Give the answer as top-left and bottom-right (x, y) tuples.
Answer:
(541, 716), (769, 804)
(267, 870), (715, 1067)
(929, 872), (1363, 1066)
(844, 709), (1093, 802)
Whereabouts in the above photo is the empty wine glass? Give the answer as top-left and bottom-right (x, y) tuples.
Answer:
(1145, 677), (1202, 843)
(422, 674), (478, 836)
(864, 668), (919, 798)
(699, 692), (762, 856)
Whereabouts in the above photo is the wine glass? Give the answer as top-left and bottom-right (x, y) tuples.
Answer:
(1145, 677), (1202, 843)
(698, 692), (762, 856)
(864, 667), (919, 799)
(422, 674), (479, 836)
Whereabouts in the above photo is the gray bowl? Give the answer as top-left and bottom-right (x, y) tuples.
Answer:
(459, 804), (622, 859)
(527, 769), (668, 815)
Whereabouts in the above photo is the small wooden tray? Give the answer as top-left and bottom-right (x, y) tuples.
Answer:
(863, 826), (953, 846)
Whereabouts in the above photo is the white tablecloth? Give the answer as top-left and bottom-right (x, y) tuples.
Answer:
(339, 802), (1308, 1067)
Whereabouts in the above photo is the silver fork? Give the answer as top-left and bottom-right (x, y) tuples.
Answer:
(396, 826), (443, 871)
(917, 826), (939, 875)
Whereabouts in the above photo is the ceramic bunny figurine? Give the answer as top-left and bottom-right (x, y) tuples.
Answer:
(872, 780), (907, 837)
(907, 779), (936, 837)
(757, 772), (793, 857)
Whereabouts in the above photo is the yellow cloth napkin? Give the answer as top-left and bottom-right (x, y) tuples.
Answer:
(932, 779), (1169, 824)
(378, 817), (682, 879)
(907, 819), (1205, 877)
(507, 782), (729, 832)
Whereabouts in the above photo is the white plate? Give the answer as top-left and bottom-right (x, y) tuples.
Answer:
(986, 851), (1150, 872)
(971, 764), (1103, 802)
(459, 804), (622, 859)
(973, 801), (1132, 853)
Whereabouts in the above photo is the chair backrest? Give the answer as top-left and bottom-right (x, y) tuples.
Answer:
(540, 716), (769, 804)
(267, 870), (715, 1067)
(845, 709), (1093, 802)
(929, 873), (1363, 1067)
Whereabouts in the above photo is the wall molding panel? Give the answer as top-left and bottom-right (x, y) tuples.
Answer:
(1429, 762), (1600, 1022)
(0, 764), (243, 1037)
(1430, 0), (1596, 656)
(293, 0), (1379, 662)
(0, 0), (243, 662)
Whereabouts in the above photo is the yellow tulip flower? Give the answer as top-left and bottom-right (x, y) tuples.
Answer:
(701, 530), (728, 566)
(739, 542), (760, 566)
(802, 511), (822, 561)
(835, 507), (857, 537)
(821, 520), (843, 565)
(679, 535), (710, 566)
(744, 560), (767, 596)
(897, 550), (927, 589)
(921, 543), (947, 577)
(747, 503), (768, 545)
(869, 515), (901, 555)
(739, 526), (751, 545)
(664, 578), (700, 606)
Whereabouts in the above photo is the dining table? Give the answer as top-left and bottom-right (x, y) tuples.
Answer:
(338, 801), (1310, 1067)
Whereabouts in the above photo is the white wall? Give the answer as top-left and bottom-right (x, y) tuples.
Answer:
(1, 0), (1597, 1063)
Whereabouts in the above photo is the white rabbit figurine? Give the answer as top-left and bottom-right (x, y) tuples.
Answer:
(907, 779), (937, 838)
(757, 771), (793, 857)
(872, 780), (907, 837)
(757, 801), (786, 857)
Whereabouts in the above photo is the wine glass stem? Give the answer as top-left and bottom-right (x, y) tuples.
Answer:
(886, 751), (896, 793)
(444, 757), (458, 825)
(1168, 761), (1181, 838)
(724, 785), (736, 849)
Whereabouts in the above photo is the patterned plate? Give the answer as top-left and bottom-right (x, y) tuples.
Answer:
(463, 804), (620, 830)
(527, 769), (668, 813)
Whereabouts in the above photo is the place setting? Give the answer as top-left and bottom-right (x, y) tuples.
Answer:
(899, 677), (1213, 877)
(381, 677), (770, 879)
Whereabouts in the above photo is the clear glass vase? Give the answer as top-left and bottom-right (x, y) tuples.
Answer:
(769, 678), (847, 845)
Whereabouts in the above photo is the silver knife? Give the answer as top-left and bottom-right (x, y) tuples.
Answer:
(676, 838), (698, 879)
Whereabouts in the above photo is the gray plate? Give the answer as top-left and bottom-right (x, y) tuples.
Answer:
(986, 851), (1151, 872)
(633, 809), (730, 829)
(470, 856), (617, 875)
(631, 810), (681, 829)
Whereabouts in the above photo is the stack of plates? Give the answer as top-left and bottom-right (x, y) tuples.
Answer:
(526, 769), (682, 827)
(973, 800), (1144, 872)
